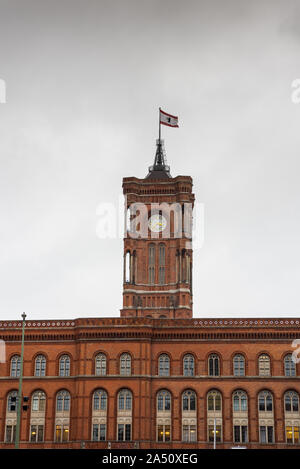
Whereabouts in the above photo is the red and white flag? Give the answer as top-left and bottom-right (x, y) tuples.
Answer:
(160, 109), (179, 127)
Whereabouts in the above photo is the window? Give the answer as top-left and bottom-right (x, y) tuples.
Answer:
(258, 391), (273, 412)
(284, 354), (296, 377)
(286, 426), (299, 444)
(55, 424), (69, 442)
(93, 389), (107, 411)
(35, 355), (46, 377)
(120, 353), (131, 376)
(258, 354), (271, 376)
(31, 391), (46, 412)
(284, 391), (299, 412)
(93, 424), (106, 441)
(125, 251), (131, 283)
(5, 425), (16, 443)
(157, 425), (171, 442)
(233, 390), (248, 412)
(5, 391), (18, 443)
(59, 355), (70, 377)
(95, 353), (107, 376)
(148, 244), (155, 284)
(182, 390), (196, 411)
(56, 390), (70, 412)
(118, 423), (131, 441)
(157, 390), (171, 411)
(7, 391), (18, 412)
(259, 425), (274, 444)
(208, 354), (220, 376)
(158, 244), (165, 284)
(182, 424), (196, 442)
(30, 425), (44, 443)
(183, 354), (194, 376)
(233, 354), (245, 376)
(118, 389), (132, 411)
(207, 391), (221, 411)
(234, 425), (248, 443)
(10, 355), (21, 378)
(208, 425), (222, 443)
(158, 354), (170, 376)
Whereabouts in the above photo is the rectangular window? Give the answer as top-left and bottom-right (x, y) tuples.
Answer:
(157, 424), (171, 442)
(286, 426), (299, 444)
(260, 425), (274, 444)
(5, 425), (16, 443)
(182, 425), (196, 442)
(118, 423), (131, 441)
(234, 425), (248, 443)
(56, 425), (62, 442)
(208, 425), (222, 443)
(93, 424), (106, 441)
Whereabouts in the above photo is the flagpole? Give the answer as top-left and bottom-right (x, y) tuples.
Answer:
(159, 107), (161, 144)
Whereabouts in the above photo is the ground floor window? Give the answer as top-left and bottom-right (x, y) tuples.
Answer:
(286, 426), (299, 444)
(208, 425), (222, 443)
(5, 425), (16, 443)
(92, 424), (106, 441)
(30, 425), (44, 443)
(182, 425), (196, 442)
(234, 425), (248, 443)
(260, 425), (274, 444)
(117, 423), (131, 441)
(55, 424), (69, 442)
(157, 425), (171, 442)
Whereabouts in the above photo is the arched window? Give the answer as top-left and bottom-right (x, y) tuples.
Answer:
(125, 251), (131, 283)
(120, 353), (131, 376)
(157, 390), (171, 411)
(232, 391), (248, 444)
(233, 354), (245, 376)
(118, 389), (132, 411)
(157, 390), (171, 442)
(30, 391), (46, 442)
(284, 391), (300, 444)
(55, 391), (70, 442)
(59, 355), (71, 377)
(158, 244), (165, 284)
(208, 354), (220, 376)
(93, 389), (107, 411)
(117, 389), (132, 441)
(258, 354), (271, 376)
(10, 355), (21, 378)
(92, 390), (108, 441)
(183, 354), (195, 376)
(148, 244), (155, 284)
(284, 354), (296, 377)
(56, 390), (70, 412)
(32, 390), (46, 412)
(158, 354), (170, 376)
(258, 390), (274, 443)
(258, 390), (273, 412)
(207, 390), (222, 412)
(95, 353), (107, 376)
(182, 390), (196, 411)
(207, 391), (222, 443)
(5, 391), (19, 443)
(285, 391), (299, 413)
(35, 355), (46, 377)
(233, 390), (248, 412)
(182, 390), (196, 442)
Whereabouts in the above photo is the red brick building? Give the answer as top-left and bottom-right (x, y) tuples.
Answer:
(0, 140), (299, 449)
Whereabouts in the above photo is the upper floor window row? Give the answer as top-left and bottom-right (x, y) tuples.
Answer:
(9, 352), (297, 377)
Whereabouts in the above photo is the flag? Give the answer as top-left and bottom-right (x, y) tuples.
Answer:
(160, 109), (179, 127)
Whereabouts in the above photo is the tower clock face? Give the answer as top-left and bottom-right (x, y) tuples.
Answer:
(148, 214), (167, 233)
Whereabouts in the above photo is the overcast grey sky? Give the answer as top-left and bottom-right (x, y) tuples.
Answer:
(0, 0), (300, 320)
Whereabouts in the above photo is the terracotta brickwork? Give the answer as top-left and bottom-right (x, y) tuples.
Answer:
(0, 317), (300, 449)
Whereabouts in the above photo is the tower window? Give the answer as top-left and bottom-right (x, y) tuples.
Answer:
(148, 244), (155, 284)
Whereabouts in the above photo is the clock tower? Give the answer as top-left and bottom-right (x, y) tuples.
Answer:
(120, 139), (195, 319)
